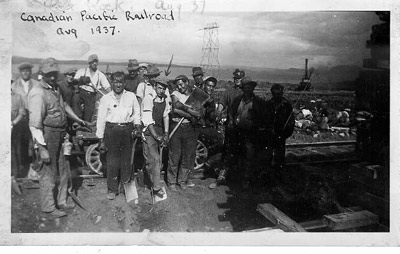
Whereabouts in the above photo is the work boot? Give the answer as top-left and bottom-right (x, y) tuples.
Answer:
(47, 209), (67, 218)
(168, 184), (178, 191)
(179, 182), (187, 190)
(186, 180), (195, 188)
(58, 201), (76, 210)
(106, 192), (116, 200)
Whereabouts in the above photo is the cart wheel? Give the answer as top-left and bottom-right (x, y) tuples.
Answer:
(85, 143), (103, 175)
(194, 140), (208, 170)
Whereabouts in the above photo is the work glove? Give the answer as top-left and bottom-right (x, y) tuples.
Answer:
(98, 141), (108, 154)
(39, 145), (50, 164)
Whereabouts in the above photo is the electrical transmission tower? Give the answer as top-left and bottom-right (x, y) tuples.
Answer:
(200, 22), (220, 78)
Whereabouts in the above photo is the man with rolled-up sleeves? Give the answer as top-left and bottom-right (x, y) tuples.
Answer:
(96, 72), (142, 200)
(28, 61), (88, 218)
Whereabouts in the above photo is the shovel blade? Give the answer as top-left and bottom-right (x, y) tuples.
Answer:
(124, 180), (138, 203)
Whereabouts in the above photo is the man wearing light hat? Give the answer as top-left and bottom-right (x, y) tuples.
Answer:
(192, 67), (205, 89)
(227, 77), (267, 190)
(11, 62), (40, 178)
(28, 59), (89, 218)
(125, 59), (146, 94)
(141, 76), (170, 200)
(72, 54), (111, 122)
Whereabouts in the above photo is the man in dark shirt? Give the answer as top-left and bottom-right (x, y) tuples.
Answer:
(229, 77), (266, 190)
(265, 84), (295, 175)
(192, 67), (205, 89)
(125, 59), (145, 94)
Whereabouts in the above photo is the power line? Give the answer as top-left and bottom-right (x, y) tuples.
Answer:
(200, 22), (220, 79)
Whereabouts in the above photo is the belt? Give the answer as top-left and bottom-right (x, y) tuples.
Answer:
(79, 87), (96, 95)
(106, 122), (133, 127)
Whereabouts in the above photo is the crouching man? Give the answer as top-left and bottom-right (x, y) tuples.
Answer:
(141, 77), (170, 200)
(96, 72), (141, 200)
(28, 61), (89, 218)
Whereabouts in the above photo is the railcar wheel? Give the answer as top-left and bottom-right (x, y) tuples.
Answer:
(85, 143), (103, 175)
(194, 140), (208, 170)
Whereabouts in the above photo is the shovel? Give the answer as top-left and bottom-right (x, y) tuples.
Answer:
(151, 146), (168, 204)
(68, 173), (87, 210)
(124, 138), (139, 203)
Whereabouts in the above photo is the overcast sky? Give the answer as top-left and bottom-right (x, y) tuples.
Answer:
(13, 11), (381, 69)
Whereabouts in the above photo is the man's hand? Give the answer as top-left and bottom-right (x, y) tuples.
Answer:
(98, 141), (108, 154)
(160, 133), (169, 148)
(132, 124), (143, 138)
(39, 146), (50, 164)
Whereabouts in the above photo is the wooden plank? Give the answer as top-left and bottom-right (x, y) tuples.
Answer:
(244, 227), (285, 233)
(286, 140), (356, 148)
(257, 203), (307, 232)
(323, 210), (379, 231)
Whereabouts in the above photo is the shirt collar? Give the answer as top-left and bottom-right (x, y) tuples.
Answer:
(21, 79), (30, 86)
(111, 90), (127, 99)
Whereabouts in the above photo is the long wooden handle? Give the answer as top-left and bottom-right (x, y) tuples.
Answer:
(169, 117), (185, 139)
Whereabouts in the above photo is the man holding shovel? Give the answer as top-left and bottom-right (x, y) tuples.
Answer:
(28, 59), (89, 218)
(141, 76), (170, 200)
(96, 72), (141, 200)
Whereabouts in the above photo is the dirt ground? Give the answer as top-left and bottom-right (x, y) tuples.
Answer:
(11, 132), (359, 233)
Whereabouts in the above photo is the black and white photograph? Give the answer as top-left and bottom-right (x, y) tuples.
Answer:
(0, 0), (398, 246)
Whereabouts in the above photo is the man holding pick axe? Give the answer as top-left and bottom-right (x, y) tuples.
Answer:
(72, 54), (111, 122)
(141, 76), (170, 200)
(96, 72), (141, 201)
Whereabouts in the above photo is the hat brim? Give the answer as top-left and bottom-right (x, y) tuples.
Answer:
(18, 64), (34, 70)
(144, 71), (162, 77)
(127, 66), (140, 71)
(42, 67), (59, 74)
(204, 77), (218, 84)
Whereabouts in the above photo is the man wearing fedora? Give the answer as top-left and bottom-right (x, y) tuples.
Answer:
(125, 59), (146, 94)
(192, 67), (205, 89)
(228, 77), (267, 190)
(141, 76), (170, 200)
(72, 54), (111, 122)
(11, 62), (40, 178)
(28, 59), (89, 218)
(96, 72), (141, 200)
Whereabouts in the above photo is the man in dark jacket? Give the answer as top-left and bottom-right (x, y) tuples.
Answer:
(229, 77), (266, 190)
(265, 84), (295, 173)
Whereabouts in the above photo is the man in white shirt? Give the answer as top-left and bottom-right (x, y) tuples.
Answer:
(96, 72), (141, 200)
(141, 77), (170, 199)
(11, 62), (40, 178)
(72, 54), (111, 122)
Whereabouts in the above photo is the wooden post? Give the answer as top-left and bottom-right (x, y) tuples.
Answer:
(257, 203), (307, 232)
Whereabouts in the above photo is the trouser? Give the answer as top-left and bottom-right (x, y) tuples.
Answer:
(72, 89), (96, 122)
(143, 127), (162, 190)
(40, 127), (70, 212)
(221, 126), (242, 176)
(11, 119), (34, 177)
(241, 134), (257, 180)
(104, 123), (134, 194)
(167, 123), (199, 185)
(266, 136), (286, 170)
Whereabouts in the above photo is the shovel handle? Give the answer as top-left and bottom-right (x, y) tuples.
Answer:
(169, 117), (185, 139)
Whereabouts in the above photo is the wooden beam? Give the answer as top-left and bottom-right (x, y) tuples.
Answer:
(257, 203), (307, 232)
(286, 140), (356, 148)
(323, 210), (379, 231)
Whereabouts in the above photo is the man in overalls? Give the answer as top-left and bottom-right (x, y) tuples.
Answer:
(141, 77), (170, 199)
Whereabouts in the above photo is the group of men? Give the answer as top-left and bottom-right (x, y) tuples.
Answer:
(11, 53), (294, 219)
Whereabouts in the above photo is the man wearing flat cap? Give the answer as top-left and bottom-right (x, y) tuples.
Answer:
(167, 75), (206, 190)
(265, 83), (294, 176)
(28, 59), (89, 218)
(192, 67), (204, 89)
(228, 77), (267, 190)
(125, 59), (146, 94)
(11, 62), (40, 178)
(72, 54), (111, 122)
(136, 65), (171, 107)
(141, 76), (171, 200)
